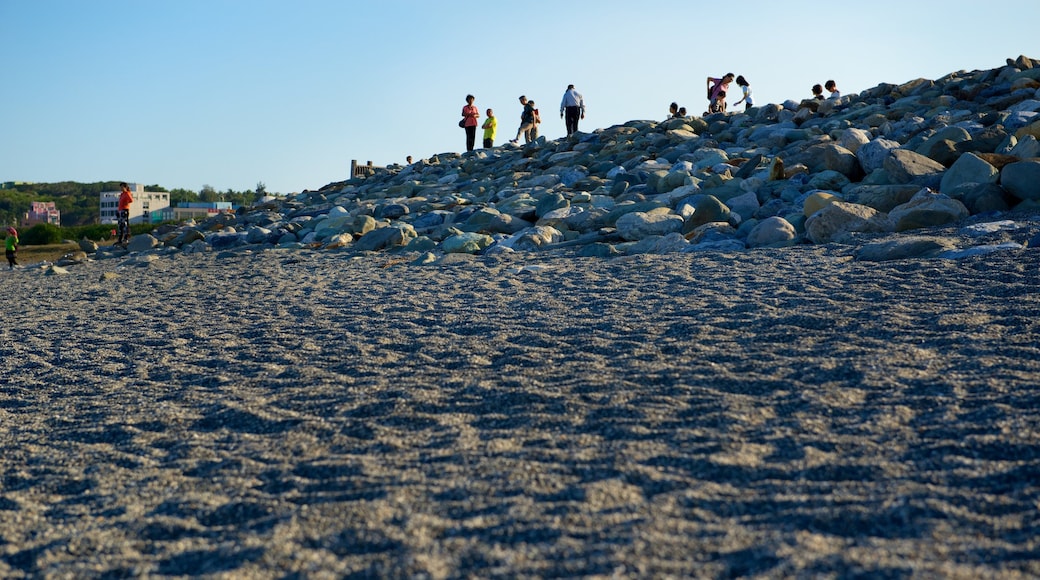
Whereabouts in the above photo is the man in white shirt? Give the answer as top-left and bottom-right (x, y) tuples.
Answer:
(560, 84), (586, 136)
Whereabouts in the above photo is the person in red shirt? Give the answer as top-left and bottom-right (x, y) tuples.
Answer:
(461, 94), (480, 152)
(117, 182), (133, 245)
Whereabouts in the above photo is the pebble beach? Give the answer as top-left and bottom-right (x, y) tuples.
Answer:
(3, 55), (1040, 577)
(2, 235), (1039, 577)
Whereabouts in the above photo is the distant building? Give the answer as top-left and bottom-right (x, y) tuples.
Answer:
(169, 201), (234, 223)
(22, 201), (61, 227)
(99, 183), (171, 225)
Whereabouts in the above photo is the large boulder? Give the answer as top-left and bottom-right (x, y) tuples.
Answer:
(856, 138), (901, 174)
(681, 195), (731, 234)
(616, 211), (684, 241)
(939, 152), (999, 194)
(746, 216), (798, 248)
(804, 201), (893, 244)
(916, 126), (972, 159)
(884, 149), (946, 188)
(888, 189), (969, 232)
(796, 143), (862, 179)
(512, 226), (564, 251)
(946, 182), (1012, 214)
(354, 224), (416, 251)
(837, 128), (871, 154)
(803, 191), (841, 217)
(725, 191), (761, 221)
(844, 184), (922, 213)
(442, 232), (494, 254)
(1002, 160), (1040, 201)
(126, 234), (160, 253)
(856, 237), (959, 261)
(1010, 135), (1040, 159)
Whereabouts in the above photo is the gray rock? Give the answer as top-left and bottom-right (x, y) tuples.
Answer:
(838, 128), (871, 154)
(442, 232), (494, 254)
(354, 224), (416, 251)
(843, 184), (922, 213)
(940, 153), (999, 193)
(1010, 135), (1040, 159)
(127, 234), (160, 252)
(946, 183), (1012, 214)
(884, 149), (946, 188)
(511, 226), (564, 251)
(746, 216), (798, 248)
(78, 238), (98, 253)
(682, 195), (731, 234)
(916, 126), (972, 158)
(246, 227), (273, 245)
(805, 202), (893, 244)
(888, 189), (969, 232)
(796, 143), (861, 179)
(1002, 159), (1040, 201)
(856, 138), (901, 174)
(856, 237), (958, 261)
(616, 211), (684, 241)
(376, 203), (409, 219)
(535, 192), (569, 218)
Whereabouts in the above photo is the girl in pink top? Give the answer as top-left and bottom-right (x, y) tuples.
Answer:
(462, 94), (480, 152)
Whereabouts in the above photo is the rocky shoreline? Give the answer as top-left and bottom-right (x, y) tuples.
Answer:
(3, 57), (1040, 578)
(43, 55), (1040, 271)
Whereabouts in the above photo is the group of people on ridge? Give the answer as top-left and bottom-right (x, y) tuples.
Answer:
(704, 73), (753, 115)
(460, 85), (586, 152)
(667, 72), (755, 120)
(456, 74), (838, 157)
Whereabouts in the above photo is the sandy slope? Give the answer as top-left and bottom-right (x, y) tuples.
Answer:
(1, 243), (1038, 578)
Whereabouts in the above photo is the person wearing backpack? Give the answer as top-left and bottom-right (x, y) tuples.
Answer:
(511, 95), (538, 144)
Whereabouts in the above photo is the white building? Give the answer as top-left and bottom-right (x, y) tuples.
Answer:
(99, 183), (171, 225)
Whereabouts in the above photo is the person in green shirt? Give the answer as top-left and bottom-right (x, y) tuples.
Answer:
(5, 227), (18, 270)
(482, 108), (497, 148)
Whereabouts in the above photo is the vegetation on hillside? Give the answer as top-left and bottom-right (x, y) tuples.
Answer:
(0, 181), (269, 229)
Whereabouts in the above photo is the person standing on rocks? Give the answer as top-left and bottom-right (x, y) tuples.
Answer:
(461, 95), (480, 152)
(482, 108), (497, 148)
(511, 95), (537, 144)
(560, 84), (585, 136)
(117, 182), (133, 246)
(733, 75), (754, 112)
(5, 226), (18, 270)
(706, 73), (734, 113)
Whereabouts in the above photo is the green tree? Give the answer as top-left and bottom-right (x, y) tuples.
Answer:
(169, 188), (198, 206)
(199, 185), (219, 202)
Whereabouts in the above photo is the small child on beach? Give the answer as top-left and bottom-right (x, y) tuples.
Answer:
(5, 227), (18, 269)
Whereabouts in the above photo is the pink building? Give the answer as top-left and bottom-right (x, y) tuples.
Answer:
(23, 201), (61, 227)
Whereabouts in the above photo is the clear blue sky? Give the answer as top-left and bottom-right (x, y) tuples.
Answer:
(2, 0), (1036, 194)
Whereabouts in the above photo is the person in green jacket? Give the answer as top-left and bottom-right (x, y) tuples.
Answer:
(5, 226), (18, 270)
(482, 108), (497, 148)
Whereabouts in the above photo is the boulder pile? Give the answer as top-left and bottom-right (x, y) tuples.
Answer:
(104, 56), (1040, 263)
